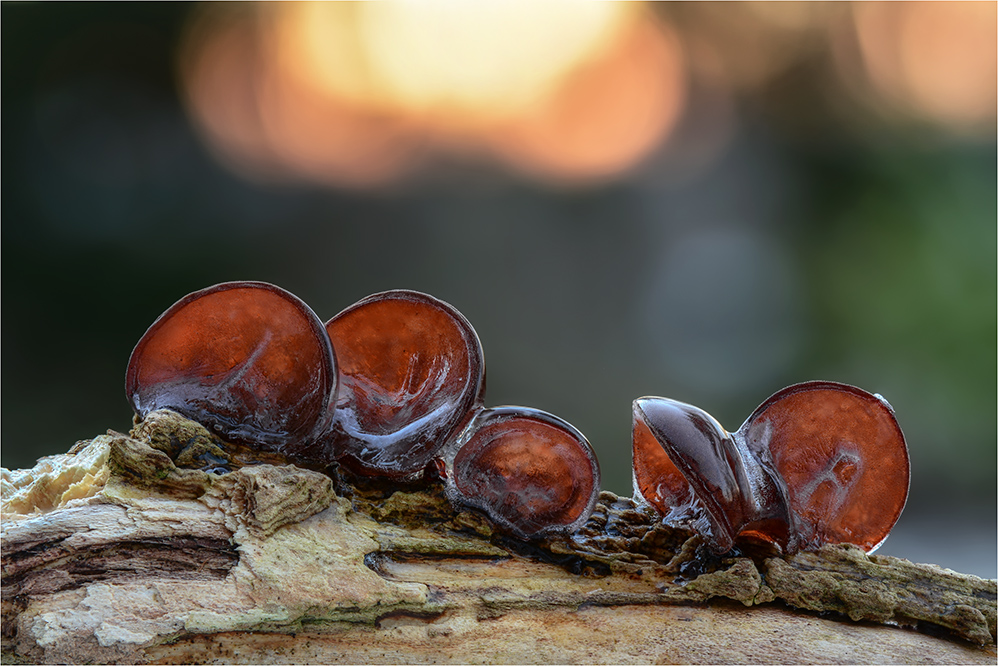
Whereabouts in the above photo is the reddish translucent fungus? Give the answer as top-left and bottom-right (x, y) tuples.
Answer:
(323, 290), (485, 478)
(740, 381), (909, 552)
(632, 404), (694, 517)
(633, 381), (909, 554)
(125, 281), (337, 454)
(632, 397), (792, 553)
(447, 406), (600, 539)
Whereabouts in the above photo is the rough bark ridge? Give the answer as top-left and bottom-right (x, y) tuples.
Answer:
(2, 410), (995, 664)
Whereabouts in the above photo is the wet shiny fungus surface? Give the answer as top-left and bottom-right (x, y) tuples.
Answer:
(125, 282), (336, 453)
(742, 382), (909, 552)
(633, 396), (762, 553)
(450, 407), (600, 539)
(632, 405), (694, 518)
(633, 398), (743, 526)
(633, 381), (909, 555)
(323, 290), (485, 478)
(123, 282), (908, 552)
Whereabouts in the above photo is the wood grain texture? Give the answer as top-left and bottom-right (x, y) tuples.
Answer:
(2, 410), (995, 664)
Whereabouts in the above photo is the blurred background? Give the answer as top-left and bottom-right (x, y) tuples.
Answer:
(2, 2), (995, 577)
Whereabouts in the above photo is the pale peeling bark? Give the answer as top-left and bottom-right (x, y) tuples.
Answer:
(1, 410), (995, 664)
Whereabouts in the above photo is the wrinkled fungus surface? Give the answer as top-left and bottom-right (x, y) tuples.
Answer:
(126, 282), (336, 453)
(632, 397), (791, 553)
(448, 407), (601, 539)
(633, 381), (908, 554)
(125, 282), (601, 540)
(742, 382), (909, 552)
(126, 282), (908, 552)
(323, 290), (485, 478)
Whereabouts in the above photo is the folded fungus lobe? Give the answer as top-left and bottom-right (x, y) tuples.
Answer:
(633, 381), (909, 554)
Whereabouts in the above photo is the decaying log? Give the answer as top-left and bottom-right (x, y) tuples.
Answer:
(2, 410), (995, 664)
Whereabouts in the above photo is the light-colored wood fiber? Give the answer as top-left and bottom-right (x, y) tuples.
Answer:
(2, 410), (994, 664)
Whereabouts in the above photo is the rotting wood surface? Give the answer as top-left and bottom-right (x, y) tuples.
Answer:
(1, 410), (995, 664)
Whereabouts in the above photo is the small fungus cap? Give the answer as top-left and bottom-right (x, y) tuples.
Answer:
(447, 406), (600, 539)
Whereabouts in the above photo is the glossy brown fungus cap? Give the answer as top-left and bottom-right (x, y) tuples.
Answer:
(323, 290), (485, 478)
(632, 397), (792, 553)
(125, 281), (337, 454)
(739, 381), (909, 553)
(632, 381), (909, 554)
(631, 402), (695, 518)
(447, 406), (601, 539)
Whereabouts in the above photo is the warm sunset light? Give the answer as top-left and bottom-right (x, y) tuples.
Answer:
(180, 15), (279, 182)
(852, 1), (997, 131)
(357, 2), (631, 121)
(486, 17), (685, 183)
(178, 2), (686, 188)
(181, 6), (420, 187)
(179, 2), (995, 190)
(255, 38), (422, 188)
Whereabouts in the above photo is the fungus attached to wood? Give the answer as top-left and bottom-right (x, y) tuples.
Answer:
(742, 381), (909, 552)
(322, 289), (485, 478)
(125, 281), (337, 457)
(632, 381), (909, 554)
(446, 406), (601, 539)
(632, 396), (792, 553)
(5, 285), (993, 663)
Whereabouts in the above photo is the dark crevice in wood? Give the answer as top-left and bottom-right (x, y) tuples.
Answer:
(1, 536), (239, 599)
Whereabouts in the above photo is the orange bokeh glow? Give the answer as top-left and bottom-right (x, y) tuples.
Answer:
(854, 2), (997, 131)
(178, 3), (688, 188)
(180, 14), (281, 182)
(180, 7), (420, 188)
(254, 37), (422, 188)
(486, 16), (685, 184)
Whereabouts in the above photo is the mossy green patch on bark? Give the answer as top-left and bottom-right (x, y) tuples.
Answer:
(370, 490), (455, 526)
(130, 410), (219, 460)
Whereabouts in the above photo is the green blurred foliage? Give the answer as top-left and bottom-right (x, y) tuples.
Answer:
(800, 144), (996, 500)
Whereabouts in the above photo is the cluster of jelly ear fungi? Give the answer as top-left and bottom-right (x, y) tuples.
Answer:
(126, 281), (600, 540)
(126, 281), (909, 552)
(632, 382), (910, 556)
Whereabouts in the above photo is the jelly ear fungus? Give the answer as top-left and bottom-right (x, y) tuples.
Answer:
(632, 397), (794, 554)
(322, 290), (486, 479)
(126, 282), (600, 539)
(633, 381), (909, 554)
(125, 281), (337, 457)
(742, 381), (909, 552)
(445, 406), (601, 540)
(322, 290), (600, 538)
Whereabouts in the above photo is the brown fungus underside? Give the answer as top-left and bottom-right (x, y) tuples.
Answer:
(1, 410), (995, 665)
